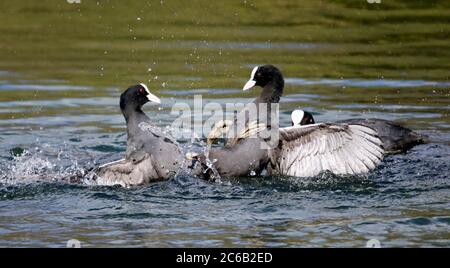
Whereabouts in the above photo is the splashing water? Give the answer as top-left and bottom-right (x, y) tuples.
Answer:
(0, 143), (96, 186)
(204, 157), (222, 183)
(0, 150), (56, 184)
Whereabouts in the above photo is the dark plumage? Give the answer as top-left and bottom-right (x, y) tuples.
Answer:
(195, 137), (270, 179)
(92, 84), (183, 187)
(232, 64), (284, 136)
(195, 66), (386, 179)
(195, 65), (284, 179)
(291, 110), (427, 153)
(200, 65), (386, 179)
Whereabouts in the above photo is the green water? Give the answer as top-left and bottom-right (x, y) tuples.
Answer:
(0, 0), (449, 247)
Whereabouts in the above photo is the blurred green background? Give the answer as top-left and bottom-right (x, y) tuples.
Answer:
(1, 0), (449, 90)
(0, 0), (448, 128)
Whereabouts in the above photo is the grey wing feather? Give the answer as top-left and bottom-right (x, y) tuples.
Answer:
(269, 123), (384, 177)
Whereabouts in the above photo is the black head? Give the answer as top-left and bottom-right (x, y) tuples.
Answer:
(301, 111), (315, 125)
(291, 110), (315, 126)
(120, 83), (161, 112)
(243, 64), (284, 91)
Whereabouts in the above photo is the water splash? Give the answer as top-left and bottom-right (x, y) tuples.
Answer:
(0, 150), (55, 184)
(203, 157), (222, 183)
(0, 145), (91, 185)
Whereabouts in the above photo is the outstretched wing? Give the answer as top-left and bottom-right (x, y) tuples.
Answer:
(269, 123), (384, 177)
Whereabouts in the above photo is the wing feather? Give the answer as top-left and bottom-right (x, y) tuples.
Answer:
(271, 123), (384, 177)
(93, 154), (160, 187)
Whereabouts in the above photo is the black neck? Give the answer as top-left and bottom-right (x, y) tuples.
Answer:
(250, 77), (283, 128)
(258, 76), (284, 104)
(122, 105), (149, 125)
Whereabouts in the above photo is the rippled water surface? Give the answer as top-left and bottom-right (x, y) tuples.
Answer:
(0, 0), (449, 247)
(1, 73), (448, 247)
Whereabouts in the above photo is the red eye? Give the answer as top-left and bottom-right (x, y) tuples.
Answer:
(139, 87), (144, 94)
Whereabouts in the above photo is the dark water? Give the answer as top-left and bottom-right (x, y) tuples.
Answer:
(0, 73), (449, 247)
